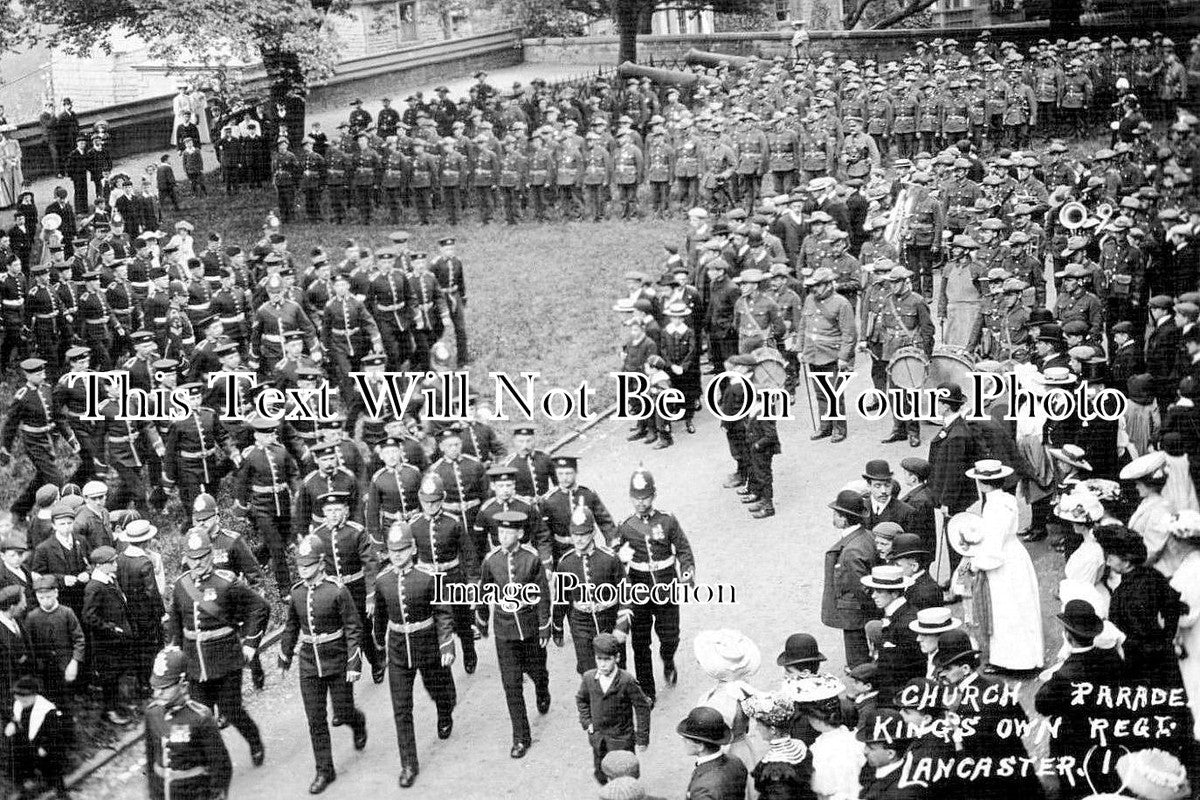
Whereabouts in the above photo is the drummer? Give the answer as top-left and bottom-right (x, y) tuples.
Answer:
(877, 265), (935, 449)
(974, 277), (1032, 361)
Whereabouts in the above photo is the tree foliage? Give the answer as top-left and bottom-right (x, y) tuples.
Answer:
(484, 0), (593, 37)
(842, 0), (938, 29)
(3, 0), (351, 103)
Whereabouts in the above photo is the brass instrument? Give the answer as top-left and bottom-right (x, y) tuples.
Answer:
(1059, 201), (1087, 230)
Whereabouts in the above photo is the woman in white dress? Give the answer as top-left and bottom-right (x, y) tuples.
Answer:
(693, 629), (762, 796)
(952, 459), (1045, 672)
(1055, 488), (1112, 615)
(171, 84), (193, 147)
(790, 674), (863, 800)
(1122, 451), (1182, 576)
(189, 87), (211, 145)
(1167, 514), (1200, 741)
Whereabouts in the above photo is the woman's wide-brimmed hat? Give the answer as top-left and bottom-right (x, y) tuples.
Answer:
(964, 459), (1013, 480)
(693, 629), (761, 681)
(1115, 748), (1191, 800)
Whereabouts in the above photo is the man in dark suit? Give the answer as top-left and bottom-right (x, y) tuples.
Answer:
(1109, 320), (1144, 392)
(858, 708), (923, 800)
(821, 490), (879, 668)
(1034, 600), (1126, 799)
(575, 633), (650, 784)
(889, 533), (941, 610)
(1146, 294), (1181, 412)
(862, 459), (913, 531)
(44, 187), (76, 257)
(927, 383), (981, 515)
(898, 457), (936, 554)
(677, 706), (747, 800)
(862, 565), (923, 697)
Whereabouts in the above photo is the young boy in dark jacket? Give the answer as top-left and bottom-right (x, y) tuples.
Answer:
(575, 632), (651, 784)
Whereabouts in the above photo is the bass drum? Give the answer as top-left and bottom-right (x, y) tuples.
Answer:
(750, 346), (788, 390)
(887, 346), (929, 391)
(927, 345), (978, 409)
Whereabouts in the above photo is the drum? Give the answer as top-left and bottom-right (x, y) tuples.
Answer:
(928, 345), (978, 408)
(887, 346), (929, 391)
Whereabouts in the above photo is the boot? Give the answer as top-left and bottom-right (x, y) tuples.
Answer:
(810, 426), (832, 441)
(751, 502), (776, 518)
(830, 426), (847, 443)
(739, 493), (760, 505)
(722, 473), (745, 489)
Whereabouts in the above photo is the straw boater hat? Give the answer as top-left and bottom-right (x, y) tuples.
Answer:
(909, 606), (961, 635)
(1048, 443), (1093, 472)
(119, 519), (158, 544)
(693, 629), (761, 681)
(963, 459), (1013, 481)
(860, 565), (915, 591)
(1115, 749), (1191, 800)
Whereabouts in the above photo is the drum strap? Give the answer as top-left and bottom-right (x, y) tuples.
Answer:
(886, 294), (918, 344)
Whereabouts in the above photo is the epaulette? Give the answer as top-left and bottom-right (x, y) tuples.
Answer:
(377, 564), (396, 577)
(460, 453), (481, 464)
(213, 568), (238, 582)
(595, 543), (615, 555)
(346, 520), (364, 531)
(543, 485), (563, 498)
(370, 466), (388, 481)
(414, 563), (435, 576)
(620, 514), (637, 525)
(303, 469), (322, 482)
(480, 497), (499, 509)
(218, 528), (240, 540)
(13, 387), (26, 400)
(337, 466), (355, 478)
(520, 543), (539, 556)
(241, 445), (257, 460)
(290, 579), (305, 590)
(485, 543), (504, 558)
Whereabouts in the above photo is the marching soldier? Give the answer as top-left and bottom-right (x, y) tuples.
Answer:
(322, 271), (383, 393)
(144, 648), (232, 800)
(233, 416), (300, 597)
(26, 264), (64, 378)
(432, 237), (469, 364)
(497, 133), (528, 226)
(766, 112), (800, 197)
(364, 436), (423, 544)
(407, 252), (450, 372)
(372, 521), (456, 789)
(278, 535), (368, 794)
(1003, 65), (1038, 149)
(249, 274), (319, 380)
(1055, 261), (1105, 344)
(475, 510), (552, 760)
(501, 426), (556, 499)
(92, 371), (163, 515)
(163, 383), (240, 532)
(555, 133), (586, 222)
(378, 140), (405, 226)
(1, 358), (77, 521)
(582, 132), (612, 222)
(0, 255), (25, 371)
(350, 134), (379, 224)
(976, 277), (1032, 361)
(474, 464), (552, 571)
(613, 467), (695, 705)
(540, 455), (616, 565)
(78, 270), (116, 370)
(367, 250), (412, 371)
(674, 119), (703, 211)
(411, 473), (479, 674)
(54, 345), (97, 485)
(553, 506), (631, 675)
(168, 529), (270, 766)
(865, 83), (894, 165)
(295, 442), (360, 536)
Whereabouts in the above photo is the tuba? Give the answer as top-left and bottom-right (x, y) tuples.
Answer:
(1058, 201), (1087, 230)
(1094, 202), (1115, 229)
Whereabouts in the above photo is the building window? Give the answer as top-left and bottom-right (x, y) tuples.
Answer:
(364, 1), (419, 54)
(775, 0), (790, 20)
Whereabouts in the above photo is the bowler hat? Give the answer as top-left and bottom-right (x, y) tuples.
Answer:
(776, 633), (827, 667)
(934, 382), (966, 407)
(931, 628), (980, 667)
(828, 489), (865, 519)
(1057, 598), (1104, 639)
(862, 460), (893, 482)
(676, 706), (732, 745)
(889, 533), (928, 560)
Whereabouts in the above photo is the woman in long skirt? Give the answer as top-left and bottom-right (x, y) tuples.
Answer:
(0, 130), (22, 208)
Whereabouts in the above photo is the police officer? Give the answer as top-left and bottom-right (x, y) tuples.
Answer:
(476, 510), (552, 759)
(411, 473), (479, 674)
(614, 468), (695, 704)
(144, 648), (232, 800)
(167, 530), (270, 766)
(309, 492), (382, 684)
(278, 535), (368, 794)
(1, 358), (77, 521)
(372, 521), (456, 789)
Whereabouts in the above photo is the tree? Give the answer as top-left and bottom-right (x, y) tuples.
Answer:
(842, 0), (938, 28)
(3, 0), (350, 110)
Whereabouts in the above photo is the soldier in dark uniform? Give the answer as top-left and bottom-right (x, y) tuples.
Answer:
(350, 134), (379, 224)
(501, 426), (556, 498)
(367, 250), (411, 371)
(278, 535), (368, 794)
(372, 521), (456, 789)
(407, 252), (449, 372)
(554, 505), (631, 674)
(431, 237), (469, 364)
(476, 510), (552, 760)
(324, 143), (350, 225)
(409, 139), (439, 226)
(163, 383), (240, 532)
(364, 436), (422, 545)
(309, 491), (382, 683)
(272, 139), (300, 224)
(25, 264), (64, 379)
(77, 270), (115, 370)
(475, 465), (552, 572)
(614, 467), (695, 704)
(232, 415), (299, 599)
(877, 266), (936, 448)
(347, 99), (371, 136)
(167, 529), (270, 766)
(298, 138), (326, 223)
(53, 346), (97, 486)
(294, 441), (359, 536)
(411, 473), (479, 674)
(1, 359), (77, 521)
(144, 648), (232, 800)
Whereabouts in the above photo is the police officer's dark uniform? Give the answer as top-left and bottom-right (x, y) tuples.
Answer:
(613, 468), (695, 704)
(167, 530), (270, 765)
(278, 535), (367, 794)
(144, 649), (232, 800)
(372, 522), (456, 789)
(476, 510), (552, 759)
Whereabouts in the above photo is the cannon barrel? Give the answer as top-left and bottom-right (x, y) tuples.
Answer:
(615, 61), (701, 87)
(684, 48), (751, 70)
